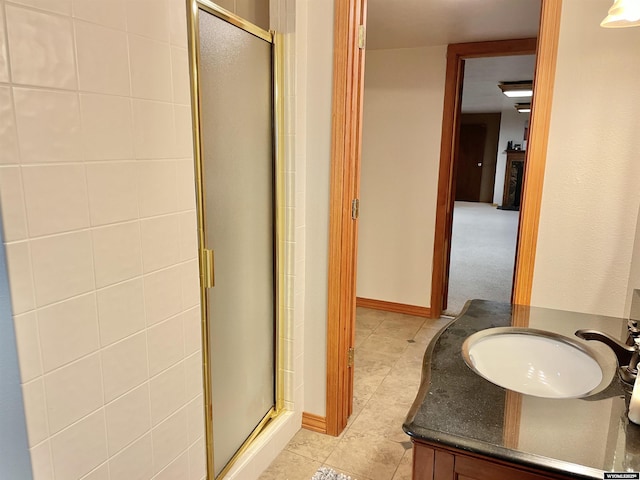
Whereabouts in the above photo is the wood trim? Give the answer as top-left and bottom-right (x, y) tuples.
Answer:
(301, 412), (327, 434)
(356, 297), (431, 318)
(430, 38), (537, 319)
(445, 38), (540, 58)
(431, 45), (465, 318)
(512, 0), (563, 305)
(326, 0), (366, 437)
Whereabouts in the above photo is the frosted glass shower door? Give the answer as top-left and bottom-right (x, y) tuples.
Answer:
(197, 8), (275, 477)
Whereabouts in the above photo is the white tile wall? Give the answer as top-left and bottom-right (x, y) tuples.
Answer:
(101, 332), (148, 403)
(129, 34), (173, 102)
(125, 0), (170, 43)
(45, 353), (103, 434)
(6, 5), (76, 89)
(0, 0), (206, 478)
(22, 164), (90, 236)
(104, 384), (151, 455)
(92, 223), (143, 287)
(0, 0), (304, 478)
(13, 311), (41, 381)
(37, 293), (99, 372)
(75, 22), (130, 97)
(0, 86), (19, 163)
(108, 432), (154, 480)
(79, 95), (134, 160)
(96, 278), (146, 346)
(10, 0), (71, 15)
(151, 408), (188, 474)
(13, 87), (83, 164)
(0, 165), (28, 239)
(30, 231), (95, 306)
(50, 410), (108, 479)
(86, 162), (139, 225)
(0, 6), (9, 82)
(71, 0), (126, 31)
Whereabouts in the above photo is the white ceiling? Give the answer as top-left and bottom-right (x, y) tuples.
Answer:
(365, 0), (541, 113)
(461, 55), (536, 113)
(366, 0), (542, 50)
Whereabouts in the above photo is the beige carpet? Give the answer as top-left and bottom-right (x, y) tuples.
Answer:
(445, 201), (519, 316)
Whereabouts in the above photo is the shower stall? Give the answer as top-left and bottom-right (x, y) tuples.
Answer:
(187, 2), (285, 478)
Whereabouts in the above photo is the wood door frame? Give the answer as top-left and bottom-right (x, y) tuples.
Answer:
(325, 0), (367, 436)
(326, 0), (562, 434)
(430, 1), (562, 318)
(431, 37), (537, 317)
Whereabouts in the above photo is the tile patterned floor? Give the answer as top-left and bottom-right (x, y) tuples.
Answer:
(259, 307), (451, 480)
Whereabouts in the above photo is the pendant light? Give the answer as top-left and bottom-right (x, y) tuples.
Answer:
(601, 0), (640, 28)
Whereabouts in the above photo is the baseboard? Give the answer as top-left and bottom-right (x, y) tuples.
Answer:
(356, 297), (431, 318)
(301, 412), (327, 434)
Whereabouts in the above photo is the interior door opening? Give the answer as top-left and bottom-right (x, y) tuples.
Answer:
(430, 37), (539, 319)
(328, 0), (561, 438)
(444, 54), (536, 316)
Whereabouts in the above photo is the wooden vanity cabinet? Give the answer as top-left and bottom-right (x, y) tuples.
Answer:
(412, 440), (578, 480)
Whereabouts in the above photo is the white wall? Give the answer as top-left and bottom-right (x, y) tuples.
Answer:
(302, 0), (334, 417)
(214, 0), (270, 31)
(356, 47), (446, 307)
(626, 209), (640, 318)
(531, 0), (640, 317)
(493, 109), (529, 205)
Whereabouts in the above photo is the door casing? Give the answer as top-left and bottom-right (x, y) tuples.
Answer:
(326, 0), (563, 436)
(432, 37), (538, 316)
(324, 0), (367, 437)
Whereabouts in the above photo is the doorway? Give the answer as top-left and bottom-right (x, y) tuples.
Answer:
(187, 1), (285, 477)
(326, 0), (562, 436)
(445, 54), (536, 316)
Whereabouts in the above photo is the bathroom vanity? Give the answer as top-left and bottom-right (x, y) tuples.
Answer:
(403, 300), (640, 479)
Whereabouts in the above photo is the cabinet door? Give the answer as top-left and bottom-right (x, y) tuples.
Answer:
(455, 455), (558, 480)
(412, 441), (571, 480)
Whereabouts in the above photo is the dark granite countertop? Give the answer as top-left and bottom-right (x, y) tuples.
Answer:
(403, 300), (640, 479)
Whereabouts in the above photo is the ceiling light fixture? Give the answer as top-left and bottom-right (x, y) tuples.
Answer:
(515, 103), (531, 113)
(601, 0), (640, 27)
(498, 81), (533, 98)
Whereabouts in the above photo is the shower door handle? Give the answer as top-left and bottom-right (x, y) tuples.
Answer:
(202, 248), (215, 288)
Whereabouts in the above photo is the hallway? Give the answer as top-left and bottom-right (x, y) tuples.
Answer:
(445, 201), (519, 315)
(259, 308), (450, 480)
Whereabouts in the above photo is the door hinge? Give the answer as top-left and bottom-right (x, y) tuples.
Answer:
(347, 347), (355, 367)
(351, 198), (360, 220)
(202, 248), (215, 288)
(358, 25), (366, 49)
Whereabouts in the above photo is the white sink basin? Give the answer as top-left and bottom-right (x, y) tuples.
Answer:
(462, 327), (606, 399)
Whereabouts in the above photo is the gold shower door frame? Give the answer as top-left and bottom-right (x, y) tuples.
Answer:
(186, 1), (286, 478)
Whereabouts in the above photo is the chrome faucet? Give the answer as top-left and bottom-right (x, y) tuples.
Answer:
(575, 329), (640, 385)
(627, 319), (640, 346)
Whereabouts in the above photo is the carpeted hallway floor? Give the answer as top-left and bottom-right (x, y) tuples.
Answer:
(444, 201), (519, 316)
